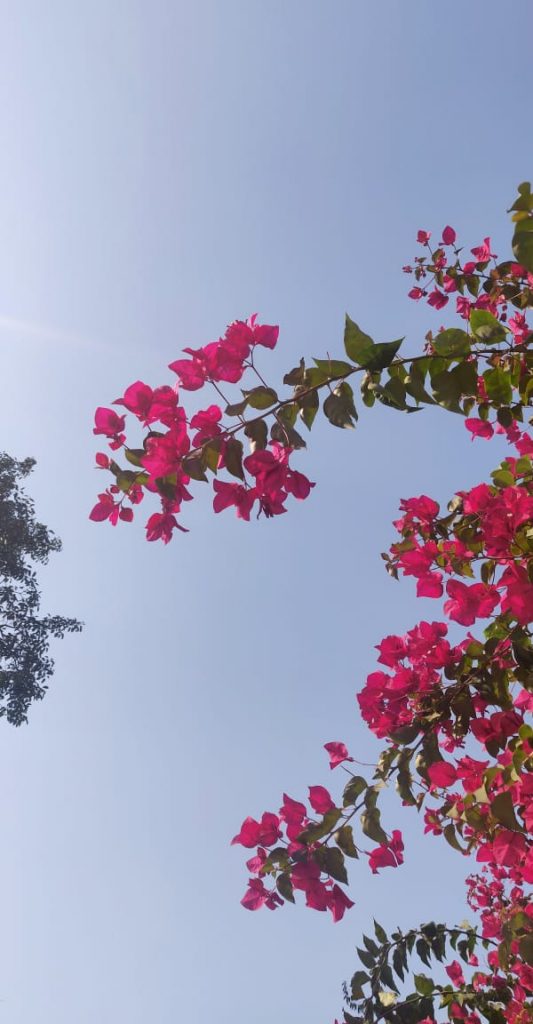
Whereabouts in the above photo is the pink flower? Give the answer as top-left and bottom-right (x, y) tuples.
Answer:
(145, 511), (187, 543)
(465, 418), (494, 441)
(446, 960), (465, 986)
(93, 407), (126, 438)
(471, 237), (496, 264)
(89, 491), (120, 525)
(441, 226), (456, 245)
(241, 878), (282, 911)
(444, 580), (499, 626)
(416, 573), (443, 598)
(456, 296), (472, 319)
(324, 742), (354, 769)
(368, 830), (404, 874)
(408, 287), (425, 300)
(168, 356), (206, 391)
(428, 761), (457, 789)
(212, 481), (256, 521)
(427, 289), (448, 310)
(327, 884), (354, 922)
(190, 405), (223, 446)
(308, 786), (335, 814)
(417, 230), (431, 244)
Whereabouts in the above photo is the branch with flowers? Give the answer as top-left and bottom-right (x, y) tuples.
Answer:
(91, 184), (533, 1023)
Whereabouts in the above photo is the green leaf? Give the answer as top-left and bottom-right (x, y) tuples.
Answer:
(363, 934), (379, 956)
(392, 945), (405, 981)
(350, 971), (370, 999)
(283, 358), (306, 386)
(360, 809), (388, 845)
(225, 438), (245, 479)
(512, 214), (533, 273)
(374, 920), (388, 944)
(490, 790), (524, 832)
(509, 181), (533, 213)
(335, 824), (359, 858)
(416, 938), (431, 967)
(344, 316), (375, 365)
(343, 775), (368, 807)
(296, 388), (319, 430)
(320, 846), (348, 884)
(243, 386), (278, 410)
(116, 469), (149, 492)
(225, 397), (249, 416)
(433, 329), (471, 357)
(414, 974), (434, 997)
(125, 448), (146, 468)
(298, 808), (342, 844)
(443, 823), (466, 853)
(356, 947), (376, 971)
(470, 309), (507, 345)
(484, 367), (513, 405)
(519, 935), (533, 966)
(270, 419), (307, 449)
(181, 454), (208, 482)
(203, 438), (222, 472)
(323, 382), (358, 429)
(244, 418), (268, 452)
(313, 357), (353, 376)
(276, 872), (295, 903)
(367, 338), (404, 371)
(431, 361), (477, 411)
(377, 377), (407, 410)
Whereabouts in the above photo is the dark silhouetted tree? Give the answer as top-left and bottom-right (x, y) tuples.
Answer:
(0, 453), (82, 725)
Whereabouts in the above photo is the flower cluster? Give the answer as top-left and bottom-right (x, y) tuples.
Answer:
(232, 745), (404, 920)
(405, 226), (533, 334)
(90, 316), (314, 541)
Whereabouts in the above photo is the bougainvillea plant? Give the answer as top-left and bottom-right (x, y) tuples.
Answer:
(92, 184), (533, 1023)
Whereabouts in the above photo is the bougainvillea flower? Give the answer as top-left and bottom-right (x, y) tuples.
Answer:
(308, 786), (335, 814)
(212, 480), (256, 520)
(324, 742), (354, 769)
(444, 580), (499, 626)
(368, 830), (404, 874)
(93, 407), (126, 437)
(471, 237), (496, 264)
(427, 289), (448, 309)
(441, 226), (456, 245)
(465, 418), (494, 441)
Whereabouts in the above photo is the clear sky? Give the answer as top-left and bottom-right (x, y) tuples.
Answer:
(0, 2), (531, 1021)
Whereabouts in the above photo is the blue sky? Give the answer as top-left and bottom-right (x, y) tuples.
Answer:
(0, 2), (531, 1021)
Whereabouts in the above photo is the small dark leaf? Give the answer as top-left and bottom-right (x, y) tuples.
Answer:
(283, 358), (306, 386)
(343, 775), (368, 807)
(356, 947), (376, 971)
(414, 974), (434, 997)
(243, 386), (278, 410)
(320, 846), (348, 884)
(276, 872), (295, 903)
(360, 809), (388, 845)
(181, 455), (208, 482)
(335, 825), (359, 858)
(225, 438), (245, 480)
(491, 791), (524, 832)
(244, 418), (268, 452)
(350, 971), (370, 1000)
(323, 382), (358, 429)
(225, 398), (249, 416)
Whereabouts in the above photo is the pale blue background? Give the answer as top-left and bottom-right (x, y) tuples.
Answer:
(0, 2), (531, 1021)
